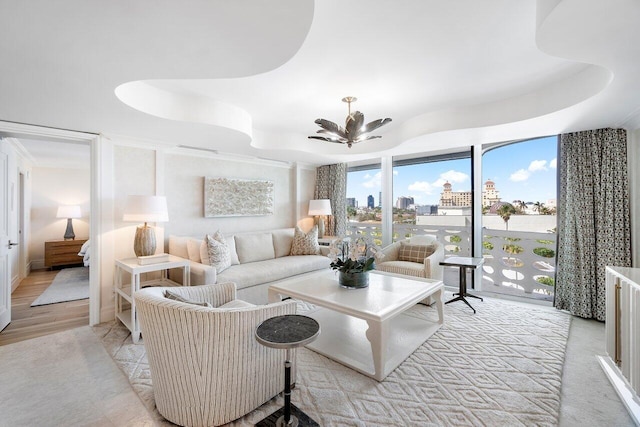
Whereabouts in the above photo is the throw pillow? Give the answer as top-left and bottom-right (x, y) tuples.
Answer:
(290, 225), (320, 255)
(200, 234), (239, 265)
(398, 243), (436, 263)
(205, 231), (232, 274)
(164, 290), (212, 307)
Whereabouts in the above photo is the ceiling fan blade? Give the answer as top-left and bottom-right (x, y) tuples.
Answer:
(354, 135), (382, 143)
(361, 117), (392, 134)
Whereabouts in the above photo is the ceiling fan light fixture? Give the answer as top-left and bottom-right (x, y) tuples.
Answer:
(308, 97), (392, 148)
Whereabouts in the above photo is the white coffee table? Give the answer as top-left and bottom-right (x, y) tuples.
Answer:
(268, 270), (444, 381)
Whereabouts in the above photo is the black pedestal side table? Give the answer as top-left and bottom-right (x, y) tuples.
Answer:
(440, 256), (485, 314)
(255, 314), (320, 427)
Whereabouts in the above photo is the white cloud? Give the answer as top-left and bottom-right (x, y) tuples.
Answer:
(362, 171), (381, 188)
(510, 169), (530, 182)
(549, 158), (557, 169)
(408, 181), (434, 194)
(528, 160), (547, 172)
(407, 170), (469, 196)
(441, 170), (468, 183)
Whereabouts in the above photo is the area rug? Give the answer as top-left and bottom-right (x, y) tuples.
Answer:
(94, 292), (571, 426)
(31, 267), (89, 306)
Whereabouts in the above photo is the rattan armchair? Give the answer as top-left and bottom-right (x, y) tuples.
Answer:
(135, 282), (296, 427)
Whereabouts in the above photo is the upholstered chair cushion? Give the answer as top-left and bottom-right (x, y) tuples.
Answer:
(398, 243), (437, 263)
(206, 232), (232, 273)
(290, 225), (320, 255)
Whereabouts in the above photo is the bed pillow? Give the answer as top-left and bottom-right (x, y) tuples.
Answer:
(290, 225), (320, 255)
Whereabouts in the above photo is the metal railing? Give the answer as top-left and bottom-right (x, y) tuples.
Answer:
(346, 222), (556, 301)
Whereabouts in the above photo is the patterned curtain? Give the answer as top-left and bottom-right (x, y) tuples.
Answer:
(555, 128), (631, 320)
(315, 163), (347, 237)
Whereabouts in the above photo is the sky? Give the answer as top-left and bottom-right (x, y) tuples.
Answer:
(347, 136), (558, 207)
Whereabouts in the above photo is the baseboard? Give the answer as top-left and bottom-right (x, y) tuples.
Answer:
(10, 275), (19, 293)
(31, 259), (45, 270)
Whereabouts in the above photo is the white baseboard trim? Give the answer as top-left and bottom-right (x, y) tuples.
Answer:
(31, 259), (45, 270)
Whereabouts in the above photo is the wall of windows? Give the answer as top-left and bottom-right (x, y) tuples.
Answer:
(344, 136), (558, 302)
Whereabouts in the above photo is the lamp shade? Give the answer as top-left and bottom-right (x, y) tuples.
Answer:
(308, 199), (332, 216)
(56, 205), (81, 219)
(122, 195), (169, 223)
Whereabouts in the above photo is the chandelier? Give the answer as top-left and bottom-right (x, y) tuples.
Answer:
(308, 97), (392, 148)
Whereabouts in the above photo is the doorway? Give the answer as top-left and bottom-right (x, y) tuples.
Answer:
(0, 123), (103, 344)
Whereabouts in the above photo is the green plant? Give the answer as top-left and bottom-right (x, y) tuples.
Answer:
(536, 239), (554, 245)
(328, 236), (381, 273)
(483, 241), (494, 250)
(449, 235), (461, 243)
(533, 247), (555, 258)
(536, 276), (555, 286)
(503, 244), (524, 255)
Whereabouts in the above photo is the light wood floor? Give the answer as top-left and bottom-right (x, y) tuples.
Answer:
(0, 269), (89, 346)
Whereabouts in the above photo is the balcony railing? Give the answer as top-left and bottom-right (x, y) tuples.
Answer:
(346, 221), (556, 301)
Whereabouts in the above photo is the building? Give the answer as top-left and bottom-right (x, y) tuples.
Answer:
(482, 179), (501, 207)
(346, 197), (357, 208)
(439, 182), (472, 207)
(396, 196), (414, 209)
(367, 194), (375, 209)
(440, 180), (502, 209)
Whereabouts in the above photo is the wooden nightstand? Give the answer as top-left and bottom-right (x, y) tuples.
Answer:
(44, 239), (87, 269)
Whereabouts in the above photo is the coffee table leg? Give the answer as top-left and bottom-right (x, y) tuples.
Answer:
(434, 287), (444, 324)
(366, 319), (388, 381)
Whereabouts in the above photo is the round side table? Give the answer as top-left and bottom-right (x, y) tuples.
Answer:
(255, 314), (320, 427)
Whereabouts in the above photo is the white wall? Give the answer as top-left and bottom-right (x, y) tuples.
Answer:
(164, 153), (307, 239)
(30, 167), (90, 268)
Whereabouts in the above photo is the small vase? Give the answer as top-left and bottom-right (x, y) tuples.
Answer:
(338, 271), (369, 289)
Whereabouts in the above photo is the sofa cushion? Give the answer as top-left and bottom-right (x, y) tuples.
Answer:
(200, 235), (239, 266)
(168, 235), (190, 260)
(205, 232), (231, 274)
(235, 233), (275, 264)
(272, 228), (295, 258)
(398, 243), (436, 263)
(186, 238), (202, 263)
(216, 255), (330, 290)
(290, 226), (320, 255)
(218, 299), (255, 309)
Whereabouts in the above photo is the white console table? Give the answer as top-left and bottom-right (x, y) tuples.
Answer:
(114, 255), (190, 343)
(599, 266), (640, 425)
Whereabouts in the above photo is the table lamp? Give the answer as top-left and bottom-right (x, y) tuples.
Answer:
(122, 195), (169, 257)
(308, 199), (332, 238)
(56, 205), (82, 240)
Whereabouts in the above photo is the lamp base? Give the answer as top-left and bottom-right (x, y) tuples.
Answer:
(316, 216), (325, 238)
(64, 218), (75, 240)
(134, 225), (156, 257)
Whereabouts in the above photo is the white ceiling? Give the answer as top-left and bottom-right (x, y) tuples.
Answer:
(1, 0), (639, 166)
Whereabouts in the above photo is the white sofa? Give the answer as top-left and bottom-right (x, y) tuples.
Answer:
(169, 228), (330, 304)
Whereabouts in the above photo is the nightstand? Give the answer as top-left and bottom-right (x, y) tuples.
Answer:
(114, 255), (190, 342)
(44, 239), (87, 269)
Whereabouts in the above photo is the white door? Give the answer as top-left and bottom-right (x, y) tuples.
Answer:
(0, 143), (11, 332)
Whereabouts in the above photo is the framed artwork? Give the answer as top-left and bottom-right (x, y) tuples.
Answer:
(204, 177), (274, 217)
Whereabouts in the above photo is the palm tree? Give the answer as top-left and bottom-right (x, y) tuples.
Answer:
(497, 203), (516, 230)
(513, 199), (527, 214)
(533, 201), (544, 214)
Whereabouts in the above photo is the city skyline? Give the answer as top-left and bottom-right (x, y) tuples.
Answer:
(347, 136), (558, 208)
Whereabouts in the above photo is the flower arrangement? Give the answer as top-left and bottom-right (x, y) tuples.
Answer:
(328, 236), (384, 273)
